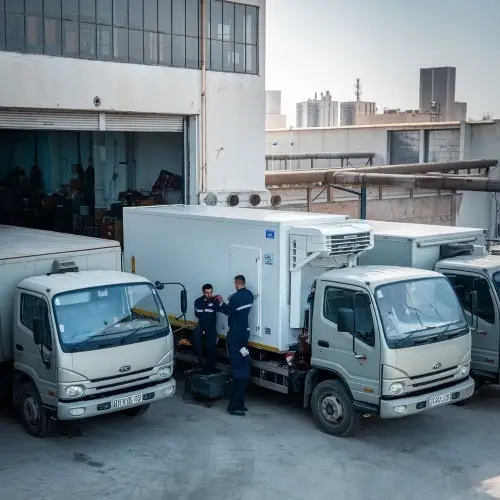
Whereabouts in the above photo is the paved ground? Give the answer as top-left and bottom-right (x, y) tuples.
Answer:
(1, 377), (500, 500)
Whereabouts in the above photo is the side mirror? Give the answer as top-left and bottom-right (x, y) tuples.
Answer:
(155, 281), (165, 291)
(33, 317), (43, 345)
(337, 308), (354, 333)
(180, 289), (187, 315)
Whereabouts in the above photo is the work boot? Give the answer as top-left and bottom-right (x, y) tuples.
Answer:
(229, 410), (245, 416)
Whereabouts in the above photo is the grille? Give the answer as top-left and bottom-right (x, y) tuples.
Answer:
(326, 231), (372, 256)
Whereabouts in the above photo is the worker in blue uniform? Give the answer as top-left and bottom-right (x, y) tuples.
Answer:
(193, 284), (221, 372)
(218, 275), (254, 415)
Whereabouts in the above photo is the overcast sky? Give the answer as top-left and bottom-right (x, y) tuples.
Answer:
(265, 0), (500, 124)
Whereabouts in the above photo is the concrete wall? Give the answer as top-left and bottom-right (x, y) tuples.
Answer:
(0, 0), (266, 199)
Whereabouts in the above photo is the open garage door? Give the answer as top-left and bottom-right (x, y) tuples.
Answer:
(0, 109), (100, 130)
(0, 109), (185, 132)
(104, 114), (184, 132)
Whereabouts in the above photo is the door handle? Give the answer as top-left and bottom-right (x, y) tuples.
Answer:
(354, 353), (366, 360)
(318, 340), (329, 348)
(476, 330), (487, 336)
(15, 344), (24, 351)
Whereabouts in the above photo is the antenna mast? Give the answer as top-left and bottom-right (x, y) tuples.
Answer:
(355, 78), (362, 102)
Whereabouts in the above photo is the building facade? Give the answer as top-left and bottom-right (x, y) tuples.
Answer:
(340, 100), (376, 126)
(296, 91), (338, 128)
(266, 120), (500, 233)
(0, 0), (267, 208)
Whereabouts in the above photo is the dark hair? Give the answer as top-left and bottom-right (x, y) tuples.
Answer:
(202, 283), (213, 291)
(234, 275), (246, 285)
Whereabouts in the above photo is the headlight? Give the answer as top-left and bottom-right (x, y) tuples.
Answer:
(158, 365), (172, 379)
(65, 385), (85, 399)
(389, 382), (405, 396)
(459, 363), (470, 378)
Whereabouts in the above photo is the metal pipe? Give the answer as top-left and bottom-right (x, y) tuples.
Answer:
(264, 152), (375, 161)
(344, 159), (498, 175)
(325, 172), (500, 192)
(266, 169), (330, 186)
(200, 0), (207, 195)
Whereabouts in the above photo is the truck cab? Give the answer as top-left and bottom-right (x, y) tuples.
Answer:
(307, 265), (474, 436)
(435, 255), (500, 386)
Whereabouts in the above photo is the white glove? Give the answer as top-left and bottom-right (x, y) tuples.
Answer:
(239, 347), (249, 357)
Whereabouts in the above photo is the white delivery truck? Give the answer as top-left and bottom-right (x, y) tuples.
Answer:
(359, 220), (500, 390)
(123, 206), (474, 437)
(0, 226), (176, 437)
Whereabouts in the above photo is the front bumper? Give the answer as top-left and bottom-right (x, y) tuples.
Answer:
(380, 376), (475, 419)
(57, 378), (176, 420)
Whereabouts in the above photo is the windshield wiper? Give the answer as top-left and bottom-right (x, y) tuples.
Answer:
(72, 327), (123, 352)
(394, 321), (463, 348)
(120, 323), (163, 345)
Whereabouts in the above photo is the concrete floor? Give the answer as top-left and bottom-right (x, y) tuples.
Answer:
(1, 379), (500, 500)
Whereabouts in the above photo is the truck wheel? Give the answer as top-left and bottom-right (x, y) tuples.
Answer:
(19, 382), (55, 438)
(121, 404), (150, 417)
(311, 379), (361, 437)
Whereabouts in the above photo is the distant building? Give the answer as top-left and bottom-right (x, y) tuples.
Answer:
(266, 90), (287, 129)
(419, 67), (456, 121)
(356, 109), (434, 126)
(454, 102), (468, 121)
(296, 91), (339, 128)
(340, 101), (376, 126)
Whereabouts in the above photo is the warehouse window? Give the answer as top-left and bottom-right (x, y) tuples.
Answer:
(389, 130), (420, 165)
(0, 0), (259, 74)
(425, 129), (460, 163)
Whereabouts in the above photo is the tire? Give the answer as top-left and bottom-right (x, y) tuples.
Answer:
(311, 379), (361, 437)
(121, 404), (150, 417)
(19, 382), (56, 438)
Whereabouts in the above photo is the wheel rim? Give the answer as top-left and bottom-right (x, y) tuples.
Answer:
(320, 394), (344, 424)
(23, 395), (40, 427)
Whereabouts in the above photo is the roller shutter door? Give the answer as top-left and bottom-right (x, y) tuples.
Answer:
(104, 113), (184, 132)
(0, 109), (100, 130)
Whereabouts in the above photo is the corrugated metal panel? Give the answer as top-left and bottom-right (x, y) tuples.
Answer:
(105, 113), (184, 132)
(0, 109), (100, 130)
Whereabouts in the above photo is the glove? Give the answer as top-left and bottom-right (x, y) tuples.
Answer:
(239, 347), (249, 357)
(214, 295), (223, 303)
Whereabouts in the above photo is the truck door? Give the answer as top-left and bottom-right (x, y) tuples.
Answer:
(15, 291), (57, 407)
(312, 281), (381, 406)
(442, 271), (499, 377)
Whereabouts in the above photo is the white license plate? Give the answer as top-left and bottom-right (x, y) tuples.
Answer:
(111, 394), (143, 409)
(428, 393), (451, 407)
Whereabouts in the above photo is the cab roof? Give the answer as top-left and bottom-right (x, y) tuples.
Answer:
(436, 254), (500, 273)
(322, 265), (443, 288)
(19, 271), (150, 297)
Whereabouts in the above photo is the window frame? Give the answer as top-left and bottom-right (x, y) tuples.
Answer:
(322, 285), (376, 347)
(20, 293), (53, 351)
(0, 0), (259, 73)
(444, 272), (496, 325)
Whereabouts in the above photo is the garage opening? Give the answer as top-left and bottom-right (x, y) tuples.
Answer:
(0, 109), (190, 246)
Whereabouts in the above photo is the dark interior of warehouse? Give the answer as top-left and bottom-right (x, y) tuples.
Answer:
(0, 129), (185, 246)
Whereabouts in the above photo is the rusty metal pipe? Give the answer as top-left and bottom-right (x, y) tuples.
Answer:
(344, 159), (498, 174)
(265, 169), (329, 186)
(325, 172), (500, 192)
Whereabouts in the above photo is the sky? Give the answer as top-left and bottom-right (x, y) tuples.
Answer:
(265, 0), (500, 125)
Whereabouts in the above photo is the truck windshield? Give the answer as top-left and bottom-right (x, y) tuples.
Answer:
(52, 283), (169, 353)
(492, 272), (500, 296)
(374, 277), (468, 348)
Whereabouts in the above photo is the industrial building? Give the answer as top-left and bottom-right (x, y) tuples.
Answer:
(0, 0), (266, 243)
(419, 66), (467, 121)
(296, 91), (338, 128)
(340, 100), (376, 126)
(265, 120), (500, 234)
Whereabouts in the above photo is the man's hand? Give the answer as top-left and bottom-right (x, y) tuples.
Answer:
(214, 295), (223, 304)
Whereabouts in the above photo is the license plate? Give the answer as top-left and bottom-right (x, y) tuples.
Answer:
(428, 393), (451, 407)
(111, 394), (142, 409)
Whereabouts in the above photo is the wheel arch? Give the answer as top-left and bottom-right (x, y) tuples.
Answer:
(303, 367), (352, 408)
